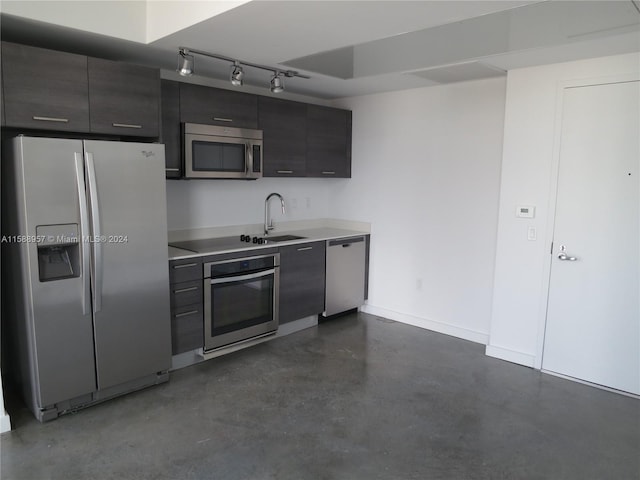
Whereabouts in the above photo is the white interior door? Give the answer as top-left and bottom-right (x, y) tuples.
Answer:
(543, 80), (639, 395)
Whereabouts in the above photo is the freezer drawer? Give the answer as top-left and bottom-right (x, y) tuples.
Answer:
(323, 237), (366, 317)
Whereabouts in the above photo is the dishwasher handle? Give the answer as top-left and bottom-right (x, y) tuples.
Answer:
(328, 236), (365, 247)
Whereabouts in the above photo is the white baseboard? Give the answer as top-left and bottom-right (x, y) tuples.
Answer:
(361, 305), (489, 345)
(0, 411), (11, 433)
(485, 345), (536, 368)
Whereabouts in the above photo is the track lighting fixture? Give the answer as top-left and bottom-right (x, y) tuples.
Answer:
(230, 61), (244, 86)
(270, 72), (284, 93)
(177, 47), (309, 93)
(177, 48), (194, 76)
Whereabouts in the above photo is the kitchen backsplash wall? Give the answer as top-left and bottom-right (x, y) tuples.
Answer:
(165, 177), (335, 231)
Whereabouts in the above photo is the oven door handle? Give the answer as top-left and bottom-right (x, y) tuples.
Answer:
(209, 269), (275, 285)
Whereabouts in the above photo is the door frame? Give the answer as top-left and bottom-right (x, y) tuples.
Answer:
(534, 73), (640, 371)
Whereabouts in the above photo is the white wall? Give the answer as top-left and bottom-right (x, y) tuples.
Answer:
(487, 53), (640, 368)
(166, 178), (334, 232)
(331, 78), (507, 343)
(0, 1), (147, 43)
(146, 1), (250, 43)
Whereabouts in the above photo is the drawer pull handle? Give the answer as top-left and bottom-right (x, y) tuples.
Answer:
(112, 123), (142, 129)
(277, 170), (293, 174)
(297, 246), (313, 251)
(165, 168), (180, 172)
(213, 117), (233, 122)
(33, 116), (69, 123)
(322, 171), (336, 175)
(173, 263), (198, 269)
(174, 310), (199, 318)
(174, 286), (199, 294)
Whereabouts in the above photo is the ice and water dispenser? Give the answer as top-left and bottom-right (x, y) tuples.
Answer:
(36, 224), (81, 282)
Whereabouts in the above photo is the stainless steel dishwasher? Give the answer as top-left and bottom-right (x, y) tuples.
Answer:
(323, 236), (366, 317)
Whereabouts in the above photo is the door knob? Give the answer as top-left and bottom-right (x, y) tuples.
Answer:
(557, 245), (577, 261)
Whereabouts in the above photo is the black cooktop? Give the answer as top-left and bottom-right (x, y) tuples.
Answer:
(169, 236), (245, 254)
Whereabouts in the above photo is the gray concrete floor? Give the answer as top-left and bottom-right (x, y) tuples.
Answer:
(1, 312), (639, 480)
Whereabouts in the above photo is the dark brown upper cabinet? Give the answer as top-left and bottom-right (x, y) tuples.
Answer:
(88, 57), (160, 137)
(1, 42), (90, 132)
(161, 80), (182, 178)
(306, 105), (352, 178)
(179, 83), (258, 129)
(259, 96), (307, 177)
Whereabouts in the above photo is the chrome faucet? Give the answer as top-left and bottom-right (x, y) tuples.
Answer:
(264, 192), (285, 235)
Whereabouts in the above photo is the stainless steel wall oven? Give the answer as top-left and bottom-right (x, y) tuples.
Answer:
(203, 254), (279, 351)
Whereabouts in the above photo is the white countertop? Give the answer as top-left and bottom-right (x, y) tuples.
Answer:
(168, 227), (369, 260)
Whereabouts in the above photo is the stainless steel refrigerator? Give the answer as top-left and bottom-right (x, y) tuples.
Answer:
(2, 136), (172, 422)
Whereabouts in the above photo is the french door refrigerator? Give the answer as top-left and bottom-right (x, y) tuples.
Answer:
(2, 136), (172, 422)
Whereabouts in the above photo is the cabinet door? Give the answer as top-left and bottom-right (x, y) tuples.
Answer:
(279, 241), (326, 324)
(1, 42), (90, 132)
(180, 83), (257, 129)
(306, 105), (352, 178)
(161, 80), (182, 178)
(88, 57), (160, 137)
(259, 96), (307, 177)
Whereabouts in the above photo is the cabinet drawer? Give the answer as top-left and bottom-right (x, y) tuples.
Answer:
(171, 305), (204, 355)
(2, 42), (90, 132)
(170, 279), (203, 309)
(169, 259), (203, 283)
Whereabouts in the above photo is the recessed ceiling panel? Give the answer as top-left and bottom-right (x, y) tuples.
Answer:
(408, 62), (506, 84)
(286, 47), (355, 79)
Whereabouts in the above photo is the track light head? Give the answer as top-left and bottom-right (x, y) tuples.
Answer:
(177, 49), (194, 76)
(230, 62), (244, 86)
(270, 72), (284, 93)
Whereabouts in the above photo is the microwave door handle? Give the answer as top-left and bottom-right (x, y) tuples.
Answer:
(245, 142), (251, 176)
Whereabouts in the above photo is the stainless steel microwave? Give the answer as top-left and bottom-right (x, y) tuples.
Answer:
(183, 123), (263, 179)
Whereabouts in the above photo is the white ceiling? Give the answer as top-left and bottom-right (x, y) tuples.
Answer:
(1, 1), (639, 99)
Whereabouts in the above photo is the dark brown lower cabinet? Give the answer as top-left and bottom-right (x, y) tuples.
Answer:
(169, 259), (204, 354)
(278, 241), (326, 324)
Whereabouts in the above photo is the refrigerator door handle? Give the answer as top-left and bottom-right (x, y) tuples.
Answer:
(85, 152), (103, 313)
(75, 153), (91, 315)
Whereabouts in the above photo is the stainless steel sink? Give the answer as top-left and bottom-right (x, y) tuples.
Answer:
(264, 235), (306, 242)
